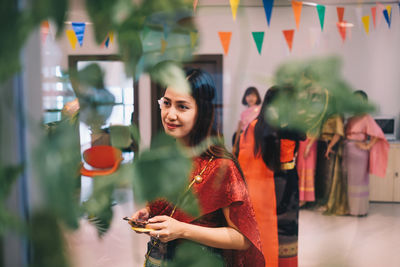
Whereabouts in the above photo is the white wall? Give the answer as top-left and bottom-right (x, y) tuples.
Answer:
(53, 1), (400, 146)
(194, 3), (400, 143)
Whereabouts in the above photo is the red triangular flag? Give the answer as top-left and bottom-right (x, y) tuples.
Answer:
(41, 21), (50, 44)
(218, 32), (232, 55)
(283, 29), (295, 52)
(371, 7), (377, 29)
(193, 0), (198, 12)
(337, 21), (346, 42)
(337, 7), (345, 22)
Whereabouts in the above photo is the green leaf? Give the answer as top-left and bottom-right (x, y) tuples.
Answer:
(167, 241), (224, 267)
(85, 0), (116, 43)
(0, 165), (23, 201)
(34, 120), (82, 229)
(150, 61), (190, 94)
(29, 210), (70, 267)
(109, 125), (133, 149)
(270, 56), (374, 134)
(132, 133), (198, 216)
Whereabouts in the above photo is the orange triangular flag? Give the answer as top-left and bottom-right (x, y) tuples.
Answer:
(193, 0), (199, 12)
(218, 32), (232, 55)
(337, 6), (345, 22)
(292, 1), (302, 30)
(336, 22), (346, 42)
(283, 29), (295, 52)
(371, 7), (376, 29)
(66, 29), (78, 50)
(362, 16), (370, 35)
(161, 39), (167, 54)
(230, 0), (240, 21)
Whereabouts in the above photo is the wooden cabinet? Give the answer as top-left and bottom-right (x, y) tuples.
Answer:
(369, 142), (400, 202)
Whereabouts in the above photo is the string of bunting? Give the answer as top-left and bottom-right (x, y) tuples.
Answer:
(218, 1), (398, 55)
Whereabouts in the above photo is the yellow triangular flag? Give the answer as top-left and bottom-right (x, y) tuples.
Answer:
(190, 32), (198, 48)
(230, 0), (240, 21)
(109, 32), (114, 43)
(386, 5), (392, 18)
(362, 15), (370, 35)
(161, 39), (167, 54)
(66, 29), (78, 50)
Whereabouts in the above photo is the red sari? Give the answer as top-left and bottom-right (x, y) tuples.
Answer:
(238, 120), (279, 267)
(148, 156), (265, 267)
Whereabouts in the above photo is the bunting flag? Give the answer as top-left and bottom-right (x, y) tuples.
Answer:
(292, 1), (303, 30)
(362, 16), (370, 35)
(262, 0), (274, 27)
(193, 0), (198, 12)
(386, 5), (392, 17)
(218, 32), (232, 55)
(337, 7), (345, 22)
(161, 39), (168, 54)
(71, 22), (86, 47)
(109, 32), (114, 43)
(383, 8), (391, 28)
(376, 2), (385, 26)
(190, 31), (198, 48)
(336, 21), (346, 42)
(316, 5), (325, 31)
(283, 29), (295, 52)
(41, 21), (50, 44)
(66, 29), (78, 50)
(230, 0), (240, 21)
(371, 7), (377, 29)
(252, 32), (264, 55)
(105, 36), (110, 48)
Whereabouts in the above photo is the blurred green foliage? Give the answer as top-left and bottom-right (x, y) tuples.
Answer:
(0, 165), (25, 235)
(133, 133), (199, 217)
(167, 241), (224, 267)
(0, 0), (67, 82)
(29, 210), (69, 267)
(34, 119), (82, 230)
(268, 56), (374, 135)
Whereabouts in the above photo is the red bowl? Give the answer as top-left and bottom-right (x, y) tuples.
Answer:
(83, 146), (122, 169)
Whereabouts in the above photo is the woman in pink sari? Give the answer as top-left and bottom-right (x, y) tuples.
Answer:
(297, 136), (317, 206)
(344, 90), (389, 216)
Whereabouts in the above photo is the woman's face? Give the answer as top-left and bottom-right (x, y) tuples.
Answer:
(160, 88), (198, 144)
(245, 93), (258, 107)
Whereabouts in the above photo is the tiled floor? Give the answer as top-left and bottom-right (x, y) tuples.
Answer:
(66, 200), (400, 267)
(299, 203), (400, 267)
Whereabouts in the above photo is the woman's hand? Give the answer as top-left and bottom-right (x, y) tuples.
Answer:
(324, 146), (333, 159)
(147, 215), (184, 243)
(129, 207), (150, 233)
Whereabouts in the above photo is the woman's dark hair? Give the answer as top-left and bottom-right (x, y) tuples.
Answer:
(354, 90), (368, 101)
(182, 68), (237, 163)
(241, 87), (261, 106)
(252, 86), (281, 171)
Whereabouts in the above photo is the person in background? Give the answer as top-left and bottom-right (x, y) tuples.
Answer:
(314, 114), (349, 215)
(232, 87), (261, 156)
(130, 69), (265, 267)
(296, 135), (317, 207)
(343, 90), (389, 216)
(238, 88), (280, 267)
(239, 86), (305, 267)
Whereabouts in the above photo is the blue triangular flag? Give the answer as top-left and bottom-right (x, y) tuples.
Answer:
(105, 36), (110, 48)
(71, 22), (86, 47)
(263, 0), (274, 27)
(383, 9), (391, 28)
